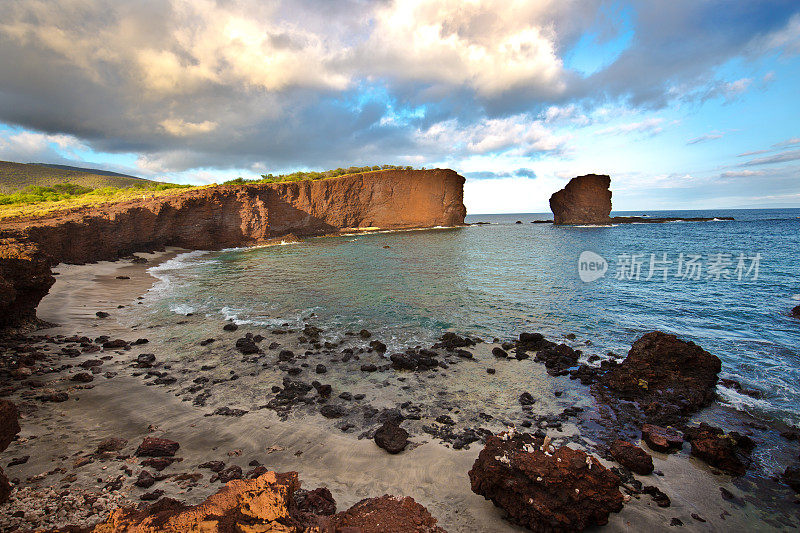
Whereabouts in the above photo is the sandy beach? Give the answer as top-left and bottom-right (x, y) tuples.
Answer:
(0, 251), (797, 532)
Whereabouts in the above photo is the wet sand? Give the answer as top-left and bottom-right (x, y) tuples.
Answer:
(0, 251), (797, 531)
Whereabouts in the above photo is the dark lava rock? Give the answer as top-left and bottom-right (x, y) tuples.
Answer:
(642, 485), (671, 507)
(436, 415), (456, 426)
(599, 331), (722, 425)
(609, 440), (654, 475)
(199, 338), (215, 346)
(641, 424), (684, 453)
(518, 392), (536, 406)
(140, 489), (164, 501)
(487, 368), (496, 374)
(7, 455), (29, 467)
(278, 350), (295, 362)
(135, 470), (156, 488)
(212, 407), (248, 417)
(320, 405), (347, 419)
(137, 353), (156, 366)
(369, 340), (387, 353)
(132, 338), (149, 345)
(141, 457), (181, 471)
(216, 465), (243, 482)
(792, 305), (800, 319)
(374, 421), (409, 454)
(135, 437), (180, 457)
(36, 391), (69, 403)
(103, 339), (128, 350)
(79, 359), (103, 368)
(684, 423), (755, 476)
(95, 438), (127, 454)
(316, 364), (327, 374)
(535, 344), (579, 375)
(469, 431), (624, 531)
(360, 364), (377, 372)
(359, 329), (372, 339)
(199, 460), (225, 473)
(71, 372), (94, 383)
(390, 349), (439, 371)
(235, 336), (259, 355)
(433, 332), (476, 351)
(492, 347), (508, 358)
(517, 332), (556, 352)
(223, 323), (238, 331)
(95, 311), (110, 318)
(295, 487), (337, 516)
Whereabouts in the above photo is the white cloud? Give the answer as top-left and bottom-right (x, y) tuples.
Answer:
(159, 119), (218, 137)
(365, 0), (568, 97)
(0, 129), (87, 162)
(595, 118), (664, 137)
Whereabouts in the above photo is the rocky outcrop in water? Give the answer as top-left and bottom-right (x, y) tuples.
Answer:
(469, 431), (624, 532)
(549, 174), (612, 225)
(0, 169), (466, 330)
(598, 331), (721, 426)
(684, 423), (755, 476)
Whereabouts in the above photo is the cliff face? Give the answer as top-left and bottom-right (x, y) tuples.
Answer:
(0, 169), (466, 329)
(549, 174), (612, 225)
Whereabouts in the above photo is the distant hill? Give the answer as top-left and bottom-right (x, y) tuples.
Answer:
(0, 160), (159, 193)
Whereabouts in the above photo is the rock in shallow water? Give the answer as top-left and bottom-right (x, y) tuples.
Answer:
(609, 440), (654, 476)
(135, 437), (180, 458)
(469, 431), (623, 532)
(641, 424), (684, 453)
(684, 423), (755, 476)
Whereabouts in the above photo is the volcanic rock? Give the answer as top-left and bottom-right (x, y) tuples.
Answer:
(469, 431), (623, 531)
(535, 344), (579, 375)
(641, 424), (683, 453)
(549, 174), (612, 225)
(609, 440), (654, 475)
(135, 437), (180, 458)
(295, 487), (336, 516)
(374, 421), (409, 454)
(433, 332), (476, 351)
(599, 331), (722, 425)
(95, 438), (128, 454)
(684, 423), (755, 476)
(792, 305), (800, 319)
(329, 494), (446, 533)
(783, 464), (800, 493)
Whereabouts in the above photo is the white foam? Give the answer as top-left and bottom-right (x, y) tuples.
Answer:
(147, 250), (210, 295)
(169, 304), (195, 315)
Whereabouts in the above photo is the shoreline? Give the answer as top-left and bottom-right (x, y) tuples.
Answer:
(0, 253), (798, 531)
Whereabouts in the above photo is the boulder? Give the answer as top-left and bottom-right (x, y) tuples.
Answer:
(609, 440), (653, 475)
(549, 174), (612, 225)
(235, 336), (259, 355)
(374, 421), (409, 454)
(329, 494), (446, 533)
(535, 344), (579, 375)
(599, 331), (721, 425)
(295, 487), (336, 516)
(470, 432), (623, 531)
(135, 437), (180, 457)
(684, 423), (755, 476)
(783, 464), (800, 493)
(641, 424), (683, 453)
(792, 305), (800, 319)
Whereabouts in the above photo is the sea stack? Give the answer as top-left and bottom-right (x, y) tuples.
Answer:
(549, 174), (612, 225)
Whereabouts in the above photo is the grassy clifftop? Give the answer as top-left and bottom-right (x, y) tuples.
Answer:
(0, 160), (159, 193)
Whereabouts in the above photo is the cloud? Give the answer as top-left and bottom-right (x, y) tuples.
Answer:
(687, 131), (724, 145)
(774, 137), (800, 148)
(720, 169), (765, 178)
(0, 129), (87, 163)
(742, 149), (800, 166)
(0, 0), (799, 177)
(596, 118), (664, 137)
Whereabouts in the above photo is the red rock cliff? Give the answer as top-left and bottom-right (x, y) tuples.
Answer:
(549, 174), (612, 225)
(0, 169), (466, 328)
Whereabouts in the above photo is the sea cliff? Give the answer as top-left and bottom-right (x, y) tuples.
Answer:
(0, 168), (466, 329)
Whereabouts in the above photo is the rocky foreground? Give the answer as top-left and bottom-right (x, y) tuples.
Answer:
(2, 316), (799, 531)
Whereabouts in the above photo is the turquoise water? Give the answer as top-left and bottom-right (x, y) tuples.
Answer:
(143, 209), (800, 424)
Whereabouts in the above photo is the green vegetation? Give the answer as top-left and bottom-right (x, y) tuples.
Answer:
(243, 164), (415, 184)
(0, 182), (191, 207)
(0, 160), (161, 194)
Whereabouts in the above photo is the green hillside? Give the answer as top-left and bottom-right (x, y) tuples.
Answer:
(0, 160), (159, 193)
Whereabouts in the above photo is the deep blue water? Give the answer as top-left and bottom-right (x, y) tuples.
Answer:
(143, 209), (800, 424)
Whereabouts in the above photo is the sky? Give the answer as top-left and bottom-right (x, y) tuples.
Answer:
(0, 1), (799, 214)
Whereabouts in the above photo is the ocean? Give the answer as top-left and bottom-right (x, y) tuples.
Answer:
(140, 208), (800, 425)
